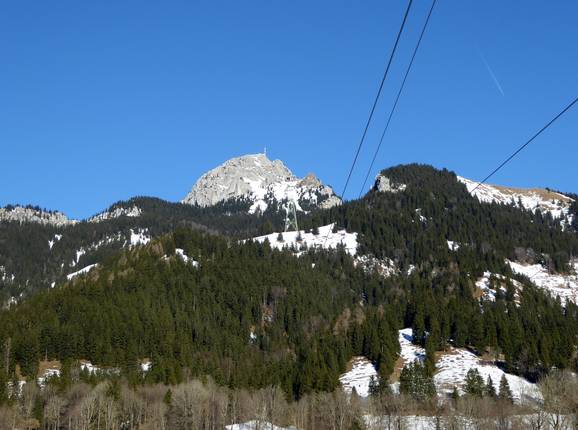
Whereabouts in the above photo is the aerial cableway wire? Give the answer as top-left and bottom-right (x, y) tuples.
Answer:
(323, 0), (414, 247)
(358, 0), (437, 198)
(470, 97), (578, 194)
(338, 0), (414, 202)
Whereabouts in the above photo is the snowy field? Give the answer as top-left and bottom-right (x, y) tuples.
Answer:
(434, 348), (540, 401)
(252, 224), (358, 256)
(397, 329), (539, 403)
(457, 176), (574, 225)
(508, 260), (578, 304)
(339, 356), (378, 397)
(398, 328), (426, 363)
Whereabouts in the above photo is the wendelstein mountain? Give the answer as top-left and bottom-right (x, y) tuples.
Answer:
(0, 155), (577, 412)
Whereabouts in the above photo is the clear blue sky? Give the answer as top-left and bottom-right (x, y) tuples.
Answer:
(1, 1), (576, 219)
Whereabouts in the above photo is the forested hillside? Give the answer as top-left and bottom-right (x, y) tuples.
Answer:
(0, 225), (576, 401)
(0, 197), (285, 302)
(1, 164), (578, 429)
(304, 164), (578, 274)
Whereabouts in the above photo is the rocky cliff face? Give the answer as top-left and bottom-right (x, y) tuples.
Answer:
(0, 205), (76, 226)
(182, 154), (340, 213)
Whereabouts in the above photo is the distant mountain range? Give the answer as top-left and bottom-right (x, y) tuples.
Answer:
(1, 155), (577, 303)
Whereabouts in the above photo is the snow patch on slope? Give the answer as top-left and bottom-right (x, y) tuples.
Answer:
(339, 356), (378, 397)
(38, 368), (61, 387)
(397, 329), (539, 403)
(435, 348), (540, 402)
(48, 234), (62, 250)
(0, 266), (15, 283)
(399, 328), (426, 363)
(89, 205), (142, 222)
(175, 248), (199, 267)
(475, 271), (523, 302)
(252, 224), (358, 256)
(354, 255), (398, 278)
(507, 260), (578, 304)
(67, 264), (98, 280)
(447, 240), (460, 251)
(129, 229), (150, 246)
(458, 176), (574, 225)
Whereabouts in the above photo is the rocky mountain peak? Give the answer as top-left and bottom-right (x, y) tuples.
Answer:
(182, 153), (340, 213)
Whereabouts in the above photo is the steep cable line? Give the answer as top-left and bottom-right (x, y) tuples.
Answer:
(358, 0), (437, 198)
(470, 97), (577, 194)
(337, 0), (414, 202)
(323, 0), (414, 246)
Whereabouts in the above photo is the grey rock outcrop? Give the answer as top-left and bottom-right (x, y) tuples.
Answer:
(0, 206), (76, 226)
(182, 153), (340, 213)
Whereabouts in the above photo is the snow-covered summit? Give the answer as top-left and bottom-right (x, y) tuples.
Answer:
(0, 205), (77, 226)
(458, 176), (574, 224)
(182, 153), (340, 214)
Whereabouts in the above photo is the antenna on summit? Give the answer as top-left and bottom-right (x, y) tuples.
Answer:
(263, 147), (267, 157)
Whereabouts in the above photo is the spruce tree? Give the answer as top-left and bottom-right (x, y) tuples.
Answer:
(464, 368), (484, 397)
(368, 375), (379, 397)
(485, 375), (497, 398)
(399, 360), (436, 401)
(498, 374), (513, 403)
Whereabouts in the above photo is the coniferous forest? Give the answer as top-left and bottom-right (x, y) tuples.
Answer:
(0, 165), (577, 428)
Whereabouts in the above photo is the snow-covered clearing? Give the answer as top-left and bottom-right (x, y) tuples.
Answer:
(435, 348), (540, 402)
(339, 356), (378, 397)
(398, 328), (426, 363)
(457, 176), (574, 226)
(508, 260), (578, 304)
(252, 224), (358, 256)
(397, 329), (539, 403)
